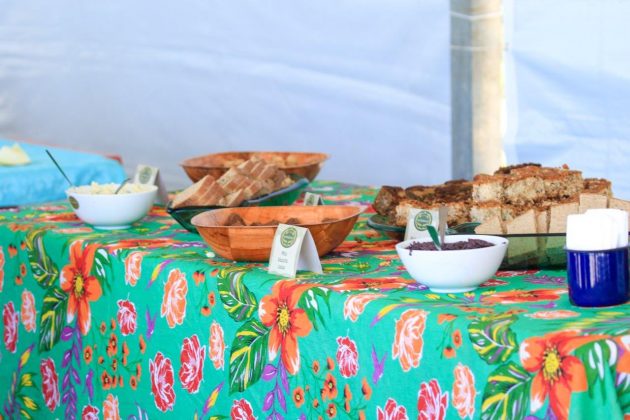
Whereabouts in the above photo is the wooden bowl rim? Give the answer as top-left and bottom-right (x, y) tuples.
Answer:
(191, 205), (362, 229)
(180, 151), (330, 170)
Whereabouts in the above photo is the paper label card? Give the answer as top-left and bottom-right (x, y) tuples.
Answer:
(404, 208), (440, 241)
(269, 224), (323, 277)
(133, 164), (169, 204)
(303, 192), (325, 206)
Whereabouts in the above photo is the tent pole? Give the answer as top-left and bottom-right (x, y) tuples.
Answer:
(450, 0), (504, 179)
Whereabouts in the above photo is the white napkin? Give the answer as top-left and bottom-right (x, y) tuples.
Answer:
(0, 143), (31, 166)
(566, 209), (629, 251)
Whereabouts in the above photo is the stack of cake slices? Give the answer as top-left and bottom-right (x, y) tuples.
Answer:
(172, 156), (294, 208)
(373, 163), (630, 233)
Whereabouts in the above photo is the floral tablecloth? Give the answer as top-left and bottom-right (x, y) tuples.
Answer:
(0, 181), (628, 420)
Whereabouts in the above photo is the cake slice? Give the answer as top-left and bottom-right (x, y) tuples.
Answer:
(541, 167), (583, 199)
(405, 185), (437, 203)
(505, 209), (540, 265)
(505, 209), (537, 234)
(583, 178), (612, 196)
(578, 193), (608, 213)
(472, 174), (504, 202)
(548, 199), (579, 233)
(503, 169), (545, 205)
(374, 186), (406, 216)
(470, 201), (503, 224)
(475, 215), (504, 234)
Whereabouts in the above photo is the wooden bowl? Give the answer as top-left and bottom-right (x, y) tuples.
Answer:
(191, 205), (361, 261)
(181, 152), (329, 182)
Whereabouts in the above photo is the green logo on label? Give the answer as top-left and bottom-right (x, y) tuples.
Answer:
(280, 227), (298, 248)
(414, 211), (432, 231)
(305, 194), (317, 206)
(138, 167), (153, 184)
(69, 196), (79, 210)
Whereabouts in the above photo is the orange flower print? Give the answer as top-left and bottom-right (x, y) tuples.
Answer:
(481, 289), (565, 305)
(520, 330), (607, 420)
(321, 373), (338, 400)
(326, 403), (337, 418)
(20, 290), (36, 332)
(452, 329), (463, 349)
(130, 375), (138, 390)
(124, 251), (146, 287)
(161, 269), (188, 328)
(8, 244), (18, 257)
(139, 335), (147, 354)
(343, 293), (385, 322)
(107, 333), (118, 357)
(327, 356), (335, 371)
(443, 346), (456, 359)
(361, 377), (372, 400)
(293, 387), (305, 408)
(452, 363), (476, 419)
(258, 280), (314, 374)
(101, 371), (113, 390)
(103, 393), (120, 420)
(312, 360), (321, 374)
(193, 271), (205, 285)
(84, 346), (93, 364)
(392, 309), (427, 372)
(209, 321), (225, 370)
(60, 241), (102, 335)
(19, 263), (27, 277)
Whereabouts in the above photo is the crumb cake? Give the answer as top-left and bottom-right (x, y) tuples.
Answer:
(373, 163), (623, 235)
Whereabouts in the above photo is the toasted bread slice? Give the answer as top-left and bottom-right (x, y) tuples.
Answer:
(219, 189), (245, 207)
(172, 175), (216, 208)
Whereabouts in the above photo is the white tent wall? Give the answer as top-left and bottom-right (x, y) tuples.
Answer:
(0, 1), (451, 189)
(504, 0), (630, 198)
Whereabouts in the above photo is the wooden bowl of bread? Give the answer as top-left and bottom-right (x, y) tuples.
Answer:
(168, 156), (309, 232)
(191, 205), (361, 261)
(181, 151), (329, 183)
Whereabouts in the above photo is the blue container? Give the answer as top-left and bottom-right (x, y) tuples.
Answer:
(566, 247), (630, 307)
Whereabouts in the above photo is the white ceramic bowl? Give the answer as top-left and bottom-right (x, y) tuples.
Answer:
(66, 184), (158, 230)
(395, 235), (508, 293)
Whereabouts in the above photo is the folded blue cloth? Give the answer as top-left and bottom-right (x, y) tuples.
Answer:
(0, 140), (126, 206)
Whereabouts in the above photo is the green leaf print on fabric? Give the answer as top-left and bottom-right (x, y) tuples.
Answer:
(575, 339), (619, 400)
(25, 230), (59, 288)
(229, 319), (270, 394)
(481, 362), (532, 420)
(217, 268), (258, 322)
(469, 314), (518, 365)
(38, 287), (68, 352)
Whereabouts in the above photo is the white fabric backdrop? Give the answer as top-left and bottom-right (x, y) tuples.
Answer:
(504, 0), (630, 198)
(0, 1), (451, 189)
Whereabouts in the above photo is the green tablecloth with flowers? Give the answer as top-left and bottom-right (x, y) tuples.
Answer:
(0, 181), (628, 420)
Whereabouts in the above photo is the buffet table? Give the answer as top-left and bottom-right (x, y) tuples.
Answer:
(0, 181), (628, 420)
